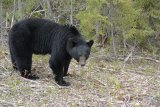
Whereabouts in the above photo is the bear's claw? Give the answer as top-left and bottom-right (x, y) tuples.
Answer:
(55, 77), (70, 86)
(26, 74), (39, 80)
(57, 81), (70, 86)
(21, 72), (39, 80)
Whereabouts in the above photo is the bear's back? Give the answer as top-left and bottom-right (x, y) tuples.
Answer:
(13, 18), (60, 32)
(9, 18), (82, 55)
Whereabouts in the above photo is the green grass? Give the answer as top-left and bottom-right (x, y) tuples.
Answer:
(0, 48), (160, 106)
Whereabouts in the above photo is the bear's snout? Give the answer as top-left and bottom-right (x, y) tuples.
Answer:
(79, 56), (86, 67)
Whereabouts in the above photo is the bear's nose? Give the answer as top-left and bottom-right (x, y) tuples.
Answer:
(80, 63), (85, 67)
(79, 56), (86, 67)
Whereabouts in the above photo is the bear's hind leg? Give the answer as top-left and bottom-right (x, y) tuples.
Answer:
(9, 46), (18, 70)
(10, 51), (18, 70)
(16, 54), (39, 80)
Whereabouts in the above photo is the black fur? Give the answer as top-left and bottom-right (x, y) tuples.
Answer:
(9, 18), (94, 86)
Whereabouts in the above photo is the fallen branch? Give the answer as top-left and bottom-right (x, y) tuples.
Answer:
(0, 64), (8, 72)
(131, 56), (160, 63)
(121, 46), (135, 71)
(29, 9), (46, 17)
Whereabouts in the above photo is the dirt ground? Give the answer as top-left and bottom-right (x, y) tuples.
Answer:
(0, 48), (160, 107)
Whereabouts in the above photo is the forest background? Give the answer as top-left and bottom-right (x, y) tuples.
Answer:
(0, 0), (160, 106)
(0, 0), (160, 55)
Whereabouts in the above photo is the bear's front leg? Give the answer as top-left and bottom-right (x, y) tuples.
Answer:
(49, 60), (70, 86)
(63, 59), (71, 77)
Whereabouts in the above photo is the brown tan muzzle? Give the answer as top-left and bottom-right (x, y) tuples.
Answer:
(79, 56), (86, 67)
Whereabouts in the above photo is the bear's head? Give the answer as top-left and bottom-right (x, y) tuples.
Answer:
(67, 37), (94, 66)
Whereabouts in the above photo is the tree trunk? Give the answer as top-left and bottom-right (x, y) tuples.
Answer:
(95, 21), (101, 45)
(43, 0), (47, 17)
(46, 0), (53, 19)
(0, 0), (2, 47)
(11, 0), (16, 27)
(122, 31), (126, 48)
(111, 24), (117, 58)
(18, 0), (22, 19)
(70, 0), (73, 25)
(108, 2), (117, 58)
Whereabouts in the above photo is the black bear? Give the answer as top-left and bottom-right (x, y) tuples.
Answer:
(8, 18), (94, 86)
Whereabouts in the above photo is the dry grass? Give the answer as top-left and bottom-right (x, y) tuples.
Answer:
(0, 48), (160, 107)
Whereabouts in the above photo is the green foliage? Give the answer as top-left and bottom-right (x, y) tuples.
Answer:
(113, 0), (140, 38)
(2, 0), (27, 7)
(25, 0), (36, 13)
(76, 0), (108, 38)
(2, 0), (160, 53)
(132, 0), (160, 51)
(2, 0), (13, 7)
(108, 0), (157, 51)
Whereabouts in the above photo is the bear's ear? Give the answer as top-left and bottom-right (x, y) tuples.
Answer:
(69, 25), (80, 35)
(67, 38), (77, 49)
(87, 40), (94, 48)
